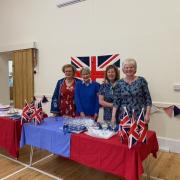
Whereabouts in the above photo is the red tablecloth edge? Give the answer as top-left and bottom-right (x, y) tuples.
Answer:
(70, 130), (159, 180)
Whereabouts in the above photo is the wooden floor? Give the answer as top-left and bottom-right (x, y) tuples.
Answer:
(0, 147), (180, 180)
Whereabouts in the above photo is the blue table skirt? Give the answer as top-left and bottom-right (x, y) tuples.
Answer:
(20, 117), (71, 157)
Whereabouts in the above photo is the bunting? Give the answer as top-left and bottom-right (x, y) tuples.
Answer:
(151, 104), (180, 118)
(174, 105), (180, 116)
(163, 106), (174, 118)
(150, 104), (162, 114)
(42, 95), (49, 103)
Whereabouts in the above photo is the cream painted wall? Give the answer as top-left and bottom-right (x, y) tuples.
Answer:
(0, 53), (10, 104)
(0, 0), (180, 139)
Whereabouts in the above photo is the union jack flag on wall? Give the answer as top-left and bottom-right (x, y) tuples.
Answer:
(71, 54), (120, 80)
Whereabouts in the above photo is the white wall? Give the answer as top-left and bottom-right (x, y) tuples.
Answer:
(0, 0), (180, 140)
(0, 53), (10, 104)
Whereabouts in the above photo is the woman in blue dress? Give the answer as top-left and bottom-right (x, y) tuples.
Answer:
(99, 65), (120, 122)
(111, 58), (152, 124)
(75, 67), (100, 120)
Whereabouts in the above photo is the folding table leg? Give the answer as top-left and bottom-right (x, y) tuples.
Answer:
(29, 146), (34, 166)
(144, 154), (151, 180)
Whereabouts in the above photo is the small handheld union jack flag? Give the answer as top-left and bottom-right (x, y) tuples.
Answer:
(119, 107), (131, 142)
(137, 108), (147, 144)
(21, 103), (31, 124)
(31, 102), (43, 124)
(128, 120), (139, 149)
(21, 100), (45, 125)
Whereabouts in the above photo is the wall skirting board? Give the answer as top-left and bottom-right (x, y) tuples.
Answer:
(157, 136), (180, 153)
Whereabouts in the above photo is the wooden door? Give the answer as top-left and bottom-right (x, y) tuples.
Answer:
(13, 49), (35, 108)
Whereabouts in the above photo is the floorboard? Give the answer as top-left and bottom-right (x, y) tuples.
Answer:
(0, 146), (180, 180)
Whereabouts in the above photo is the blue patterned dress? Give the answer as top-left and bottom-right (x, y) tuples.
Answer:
(113, 76), (152, 121)
(99, 82), (119, 121)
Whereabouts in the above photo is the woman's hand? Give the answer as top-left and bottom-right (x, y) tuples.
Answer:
(93, 114), (98, 121)
(111, 116), (116, 124)
(111, 106), (117, 124)
(144, 113), (150, 124)
(145, 106), (151, 124)
(80, 112), (85, 118)
(52, 113), (59, 117)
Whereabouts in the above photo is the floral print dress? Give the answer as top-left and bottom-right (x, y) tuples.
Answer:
(113, 76), (152, 121)
(59, 80), (76, 117)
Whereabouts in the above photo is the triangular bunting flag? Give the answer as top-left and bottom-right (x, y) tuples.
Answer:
(151, 105), (161, 114)
(163, 105), (174, 118)
(33, 96), (36, 101)
(174, 105), (180, 117)
(42, 95), (49, 103)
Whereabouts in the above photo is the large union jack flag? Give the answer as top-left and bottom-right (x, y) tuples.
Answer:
(71, 54), (120, 80)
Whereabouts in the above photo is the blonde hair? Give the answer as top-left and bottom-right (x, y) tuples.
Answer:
(122, 58), (137, 70)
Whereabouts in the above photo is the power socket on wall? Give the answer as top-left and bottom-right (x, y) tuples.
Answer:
(174, 84), (180, 91)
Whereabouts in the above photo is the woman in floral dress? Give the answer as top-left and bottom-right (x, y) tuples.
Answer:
(111, 58), (152, 124)
(51, 64), (81, 117)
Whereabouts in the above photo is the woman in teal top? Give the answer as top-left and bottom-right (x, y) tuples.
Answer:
(99, 65), (120, 122)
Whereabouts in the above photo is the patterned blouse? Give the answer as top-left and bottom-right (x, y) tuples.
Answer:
(113, 76), (152, 121)
(99, 82), (119, 121)
(59, 80), (76, 117)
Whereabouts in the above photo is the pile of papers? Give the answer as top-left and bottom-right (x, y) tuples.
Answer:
(0, 104), (22, 117)
(0, 105), (10, 111)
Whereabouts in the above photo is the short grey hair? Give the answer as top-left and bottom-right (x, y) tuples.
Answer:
(80, 67), (90, 75)
(122, 58), (137, 70)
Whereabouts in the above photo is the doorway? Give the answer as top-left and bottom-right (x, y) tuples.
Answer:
(13, 48), (36, 108)
(0, 48), (36, 108)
